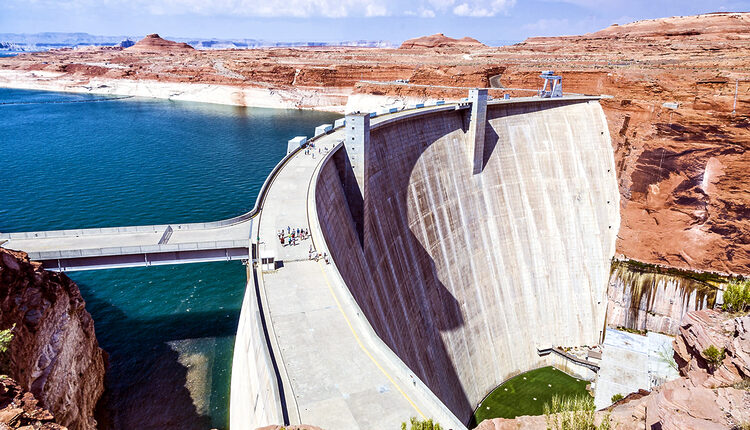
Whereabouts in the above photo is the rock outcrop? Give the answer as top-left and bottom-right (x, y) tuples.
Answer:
(0, 376), (66, 429)
(127, 33), (194, 53)
(673, 309), (750, 387)
(399, 33), (485, 49)
(606, 260), (720, 334)
(0, 248), (106, 430)
(476, 309), (750, 430)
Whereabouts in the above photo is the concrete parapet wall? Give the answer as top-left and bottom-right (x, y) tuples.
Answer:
(315, 98), (619, 422)
(230, 273), (285, 429)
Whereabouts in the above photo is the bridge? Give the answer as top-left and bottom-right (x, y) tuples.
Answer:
(0, 217), (252, 271)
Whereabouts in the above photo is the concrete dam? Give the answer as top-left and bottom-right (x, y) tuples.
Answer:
(312, 96), (620, 424)
(2, 92), (620, 430)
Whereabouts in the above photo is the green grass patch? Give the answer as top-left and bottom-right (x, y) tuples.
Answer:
(470, 366), (591, 428)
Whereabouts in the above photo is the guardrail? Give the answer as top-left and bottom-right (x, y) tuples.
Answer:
(537, 347), (600, 372)
(25, 239), (251, 261)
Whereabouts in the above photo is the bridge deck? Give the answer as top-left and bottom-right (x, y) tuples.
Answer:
(0, 218), (252, 270)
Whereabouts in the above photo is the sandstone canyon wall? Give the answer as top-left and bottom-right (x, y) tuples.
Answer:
(0, 248), (106, 430)
(606, 260), (722, 334)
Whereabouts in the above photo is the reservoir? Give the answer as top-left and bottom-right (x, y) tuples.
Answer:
(0, 88), (340, 429)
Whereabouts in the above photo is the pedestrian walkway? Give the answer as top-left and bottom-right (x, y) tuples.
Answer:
(252, 110), (464, 430)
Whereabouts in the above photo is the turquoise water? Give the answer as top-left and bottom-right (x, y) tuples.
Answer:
(0, 88), (340, 429)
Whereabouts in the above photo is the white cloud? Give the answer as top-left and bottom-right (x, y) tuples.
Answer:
(453, 0), (516, 17)
(3, 0), (517, 18)
(365, 3), (388, 16)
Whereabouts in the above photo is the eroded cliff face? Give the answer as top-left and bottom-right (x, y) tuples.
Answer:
(476, 309), (750, 430)
(0, 248), (106, 430)
(606, 260), (720, 334)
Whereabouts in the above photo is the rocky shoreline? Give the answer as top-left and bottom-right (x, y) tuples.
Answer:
(0, 375), (67, 429)
(0, 248), (106, 430)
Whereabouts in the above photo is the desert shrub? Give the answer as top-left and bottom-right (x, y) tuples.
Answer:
(656, 343), (678, 372)
(732, 378), (750, 391)
(543, 395), (611, 430)
(0, 325), (14, 373)
(401, 417), (442, 430)
(610, 393), (624, 404)
(722, 280), (750, 313)
(703, 345), (726, 372)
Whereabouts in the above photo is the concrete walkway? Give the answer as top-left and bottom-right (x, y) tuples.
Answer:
(253, 111), (464, 429)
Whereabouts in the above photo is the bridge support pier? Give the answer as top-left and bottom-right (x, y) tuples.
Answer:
(468, 88), (488, 174)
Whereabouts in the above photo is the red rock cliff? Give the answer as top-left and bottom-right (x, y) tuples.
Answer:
(0, 248), (106, 430)
(0, 375), (67, 429)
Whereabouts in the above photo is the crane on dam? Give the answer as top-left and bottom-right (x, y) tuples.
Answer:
(539, 70), (563, 98)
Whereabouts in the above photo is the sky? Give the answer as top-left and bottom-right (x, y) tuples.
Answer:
(1, 0), (749, 44)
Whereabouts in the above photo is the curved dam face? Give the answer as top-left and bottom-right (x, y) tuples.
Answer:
(315, 99), (620, 421)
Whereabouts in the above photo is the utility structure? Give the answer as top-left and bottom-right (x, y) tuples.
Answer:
(539, 70), (563, 98)
(468, 88), (488, 174)
(342, 112), (369, 243)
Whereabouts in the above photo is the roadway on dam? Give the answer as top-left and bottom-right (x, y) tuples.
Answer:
(251, 105), (464, 430)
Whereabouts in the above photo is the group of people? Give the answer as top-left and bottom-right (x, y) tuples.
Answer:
(278, 226), (310, 246)
(276, 226), (329, 264)
(303, 141), (329, 159)
(309, 246), (329, 264)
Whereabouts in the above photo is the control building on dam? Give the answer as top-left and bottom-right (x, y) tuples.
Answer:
(1, 88), (620, 430)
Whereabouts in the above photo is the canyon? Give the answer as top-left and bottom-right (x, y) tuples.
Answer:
(1, 13), (748, 277)
(0, 11), (749, 430)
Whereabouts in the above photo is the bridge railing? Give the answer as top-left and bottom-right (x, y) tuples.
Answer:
(25, 239), (251, 261)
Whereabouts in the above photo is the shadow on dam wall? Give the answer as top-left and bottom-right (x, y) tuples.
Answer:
(315, 99), (619, 423)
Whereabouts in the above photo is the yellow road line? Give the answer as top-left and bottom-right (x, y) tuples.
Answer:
(316, 260), (426, 419)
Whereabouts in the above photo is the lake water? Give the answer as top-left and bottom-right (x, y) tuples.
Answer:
(0, 88), (340, 429)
